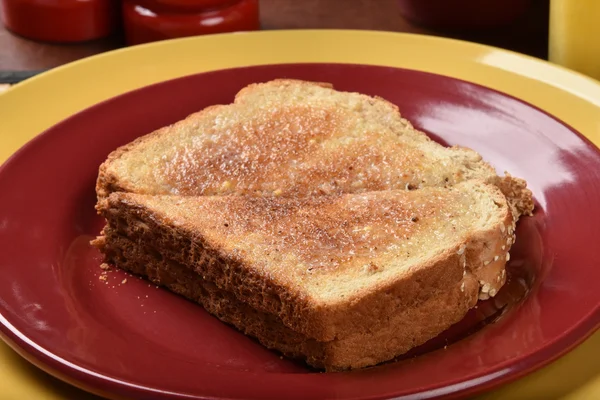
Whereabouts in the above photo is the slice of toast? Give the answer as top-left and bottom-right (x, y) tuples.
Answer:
(96, 79), (533, 218)
(95, 233), (473, 371)
(93, 180), (514, 369)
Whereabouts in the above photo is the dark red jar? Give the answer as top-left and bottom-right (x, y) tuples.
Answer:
(0, 0), (118, 43)
(397, 0), (532, 30)
(122, 0), (259, 45)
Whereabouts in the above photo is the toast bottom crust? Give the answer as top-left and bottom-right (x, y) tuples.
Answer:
(96, 232), (479, 371)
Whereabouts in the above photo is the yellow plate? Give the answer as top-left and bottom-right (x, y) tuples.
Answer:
(0, 30), (599, 399)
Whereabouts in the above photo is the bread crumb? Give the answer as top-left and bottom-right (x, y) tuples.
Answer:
(99, 275), (107, 282)
(121, 278), (127, 284)
(100, 263), (111, 271)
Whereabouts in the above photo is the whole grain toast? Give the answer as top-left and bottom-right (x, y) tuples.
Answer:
(96, 79), (533, 217)
(94, 180), (514, 353)
(93, 79), (534, 370)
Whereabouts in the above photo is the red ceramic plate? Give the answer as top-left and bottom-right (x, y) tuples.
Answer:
(0, 64), (599, 400)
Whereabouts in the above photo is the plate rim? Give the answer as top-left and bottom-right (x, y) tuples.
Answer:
(1, 30), (600, 400)
(2, 62), (600, 399)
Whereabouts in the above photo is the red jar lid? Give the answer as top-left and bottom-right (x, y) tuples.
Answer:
(136, 0), (242, 12)
(0, 0), (118, 43)
(123, 0), (259, 45)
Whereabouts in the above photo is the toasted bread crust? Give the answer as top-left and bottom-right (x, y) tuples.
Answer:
(495, 173), (535, 217)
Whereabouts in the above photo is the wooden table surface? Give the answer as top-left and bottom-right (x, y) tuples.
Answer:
(0, 0), (549, 72)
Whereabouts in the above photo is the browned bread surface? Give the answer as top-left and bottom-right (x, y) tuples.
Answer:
(96, 79), (533, 217)
(95, 180), (513, 342)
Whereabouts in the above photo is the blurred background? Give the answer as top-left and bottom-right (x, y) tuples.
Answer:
(0, 0), (598, 84)
(0, 0), (548, 70)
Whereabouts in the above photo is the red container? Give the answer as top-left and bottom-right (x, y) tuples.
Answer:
(397, 0), (532, 30)
(0, 0), (118, 43)
(122, 0), (259, 45)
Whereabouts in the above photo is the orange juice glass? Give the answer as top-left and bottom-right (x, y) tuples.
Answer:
(549, 0), (600, 81)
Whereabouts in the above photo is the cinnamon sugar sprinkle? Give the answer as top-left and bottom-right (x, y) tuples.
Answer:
(159, 186), (481, 274)
(154, 106), (428, 197)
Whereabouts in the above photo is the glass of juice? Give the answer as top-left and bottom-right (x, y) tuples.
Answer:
(549, 0), (600, 81)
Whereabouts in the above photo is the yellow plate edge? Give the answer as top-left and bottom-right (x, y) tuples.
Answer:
(0, 29), (598, 400)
